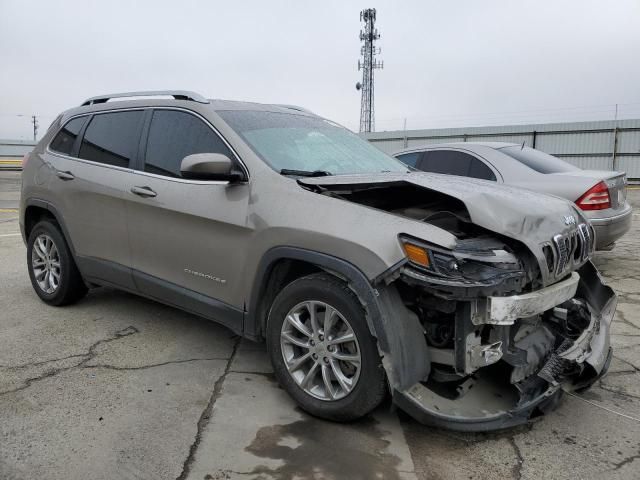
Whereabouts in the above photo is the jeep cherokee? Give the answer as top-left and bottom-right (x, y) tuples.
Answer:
(20, 90), (616, 431)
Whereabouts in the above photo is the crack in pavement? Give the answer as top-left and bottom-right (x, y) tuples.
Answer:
(617, 294), (640, 306)
(84, 357), (230, 372)
(614, 310), (640, 333)
(610, 354), (640, 372)
(508, 436), (524, 480)
(0, 327), (235, 396)
(176, 336), (241, 480)
(607, 368), (639, 376)
(609, 343), (640, 350)
(0, 353), (89, 370)
(597, 382), (640, 400)
(227, 370), (275, 379)
(0, 326), (139, 396)
(610, 449), (640, 471)
(205, 470), (255, 478)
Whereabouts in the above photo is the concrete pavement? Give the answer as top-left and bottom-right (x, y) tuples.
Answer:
(1, 171), (640, 479)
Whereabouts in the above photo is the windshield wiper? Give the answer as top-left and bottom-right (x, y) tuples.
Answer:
(280, 169), (332, 177)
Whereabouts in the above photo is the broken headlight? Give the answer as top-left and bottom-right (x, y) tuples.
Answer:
(399, 235), (525, 285)
(400, 237), (462, 278)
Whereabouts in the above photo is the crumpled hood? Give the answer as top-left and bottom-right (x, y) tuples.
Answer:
(300, 172), (583, 239)
(300, 172), (587, 283)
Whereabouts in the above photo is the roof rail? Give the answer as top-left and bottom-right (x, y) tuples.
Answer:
(274, 104), (314, 115)
(81, 90), (209, 106)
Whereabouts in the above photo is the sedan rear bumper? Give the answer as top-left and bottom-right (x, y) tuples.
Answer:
(588, 205), (632, 249)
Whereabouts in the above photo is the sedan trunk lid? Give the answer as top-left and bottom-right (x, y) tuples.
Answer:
(550, 170), (627, 210)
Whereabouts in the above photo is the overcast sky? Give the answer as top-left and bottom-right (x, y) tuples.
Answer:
(2, 0), (640, 139)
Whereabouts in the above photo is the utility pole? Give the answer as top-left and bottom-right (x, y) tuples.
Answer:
(31, 115), (38, 141)
(356, 8), (383, 133)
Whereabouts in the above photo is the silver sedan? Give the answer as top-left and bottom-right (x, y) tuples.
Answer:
(394, 142), (632, 250)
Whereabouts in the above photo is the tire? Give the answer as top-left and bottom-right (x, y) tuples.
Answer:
(266, 273), (386, 421)
(27, 220), (87, 306)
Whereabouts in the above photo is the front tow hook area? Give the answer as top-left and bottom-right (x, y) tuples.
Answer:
(391, 262), (616, 432)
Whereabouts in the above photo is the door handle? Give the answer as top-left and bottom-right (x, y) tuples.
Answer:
(131, 186), (157, 198)
(55, 170), (75, 181)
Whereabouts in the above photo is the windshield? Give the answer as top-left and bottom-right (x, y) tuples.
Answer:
(498, 145), (579, 174)
(217, 110), (408, 175)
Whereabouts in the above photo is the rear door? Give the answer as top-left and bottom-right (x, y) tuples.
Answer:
(125, 108), (251, 331)
(46, 110), (145, 289)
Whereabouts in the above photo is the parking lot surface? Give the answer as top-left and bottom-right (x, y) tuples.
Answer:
(1, 170), (640, 480)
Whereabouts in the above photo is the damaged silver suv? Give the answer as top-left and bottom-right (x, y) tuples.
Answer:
(20, 91), (616, 431)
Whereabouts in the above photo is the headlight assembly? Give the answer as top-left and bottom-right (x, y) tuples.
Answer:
(400, 237), (461, 278)
(399, 235), (525, 286)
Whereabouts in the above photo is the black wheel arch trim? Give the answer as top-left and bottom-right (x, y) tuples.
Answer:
(246, 246), (431, 391)
(23, 198), (77, 256)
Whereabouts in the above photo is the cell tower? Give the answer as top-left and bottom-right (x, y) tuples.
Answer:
(356, 8), (383, 133)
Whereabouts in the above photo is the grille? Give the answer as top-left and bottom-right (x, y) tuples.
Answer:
(578, 223), (593, 261)
(550, 223), (592, 276)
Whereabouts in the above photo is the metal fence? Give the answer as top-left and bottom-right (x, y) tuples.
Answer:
(361, 119), (640, 179)
(0, 139), (35, 169)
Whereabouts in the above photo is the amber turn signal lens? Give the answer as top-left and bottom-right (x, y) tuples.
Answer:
(403, 243), (430, 268)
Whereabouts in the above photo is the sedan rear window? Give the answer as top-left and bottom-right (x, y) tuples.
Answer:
(499, 146), (579, 174)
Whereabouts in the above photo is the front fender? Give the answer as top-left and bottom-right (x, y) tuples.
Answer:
(245, 247), (430, 390)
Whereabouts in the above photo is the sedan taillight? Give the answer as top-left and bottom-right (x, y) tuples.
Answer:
(576, 181), (611, 210)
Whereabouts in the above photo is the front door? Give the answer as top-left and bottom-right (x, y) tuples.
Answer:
(125, 109), (251, 332)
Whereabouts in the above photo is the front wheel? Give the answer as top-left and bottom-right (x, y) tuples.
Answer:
(266, 273), (386, 421)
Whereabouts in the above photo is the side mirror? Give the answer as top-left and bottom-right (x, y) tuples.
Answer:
(180, 153), (244, 181)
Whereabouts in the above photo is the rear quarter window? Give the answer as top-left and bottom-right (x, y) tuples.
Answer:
(50, 117), (87, 156)
(396, 152), (422, 168)
(469, 157), (496, 181)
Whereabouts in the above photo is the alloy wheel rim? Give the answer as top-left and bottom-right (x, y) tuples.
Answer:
(32, 234), (61, 294)
(280, 300), (361, 401)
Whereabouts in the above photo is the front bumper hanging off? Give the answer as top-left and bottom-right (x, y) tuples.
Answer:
(393, 261), (616, 432)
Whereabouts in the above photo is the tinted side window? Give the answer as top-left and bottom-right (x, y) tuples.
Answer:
(396, 152), (422, 168)
(79, 111), (143, 167)
(469, 158), (496, 181)
(419, 151), (472, 176)
(144, 110), (233, 177)
(50, 117), (87, 155)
